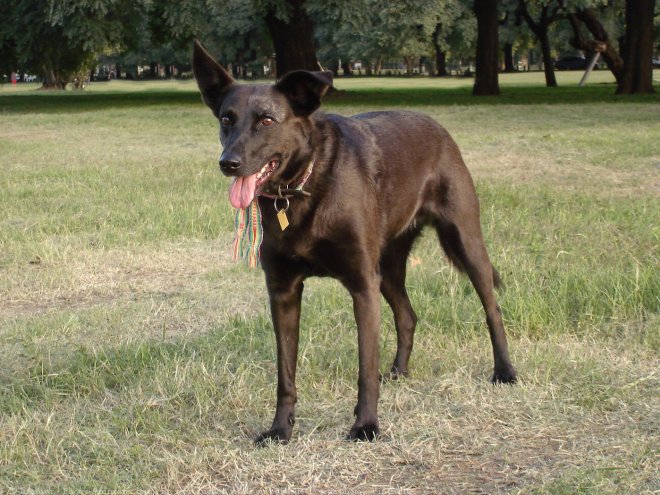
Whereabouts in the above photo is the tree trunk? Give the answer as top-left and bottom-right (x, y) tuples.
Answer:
(436, 51), (448, 76)
(265, 0), (318, 77)
(328, 60), (339, 77)
(341, 61), (353, 76)
(404, 56), (414, 75)
(518, 2), (560, 86)
(150, 62), (158, 79)
(473, 0), (500, 95)
(617, 0), (655, 94)
(432, 23), (448, 76)
(40, 67), (67, 89)
(538, 29), (557, 87)
(568, 9), (624, 84)
(374, 57), (382, 75)
(503, 43), (515, 72)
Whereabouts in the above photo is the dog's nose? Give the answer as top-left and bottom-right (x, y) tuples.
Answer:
(219, 150), (242, 172)
(219, 158), (241, 172)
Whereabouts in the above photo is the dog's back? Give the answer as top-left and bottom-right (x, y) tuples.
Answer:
(316, 110), (477, 243)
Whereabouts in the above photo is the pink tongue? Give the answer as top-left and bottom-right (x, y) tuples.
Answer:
(229, 174), (257, 209)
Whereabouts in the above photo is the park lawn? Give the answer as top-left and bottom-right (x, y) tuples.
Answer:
(0, 75), (658, 494)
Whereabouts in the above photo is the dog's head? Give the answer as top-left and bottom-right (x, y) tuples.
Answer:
(192, 41), (333, 209)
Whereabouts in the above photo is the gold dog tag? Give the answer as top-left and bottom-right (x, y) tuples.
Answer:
(277, 209), (289, 231)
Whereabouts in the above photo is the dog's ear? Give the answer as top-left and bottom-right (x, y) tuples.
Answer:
(192, 40), (234, 116)
(275, 70), (334, 116)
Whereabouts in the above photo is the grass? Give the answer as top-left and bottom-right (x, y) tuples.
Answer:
(0, 73), (658, 494)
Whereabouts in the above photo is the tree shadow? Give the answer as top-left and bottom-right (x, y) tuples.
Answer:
(1, 83), (657, 114)
(326, 84), (660, 107)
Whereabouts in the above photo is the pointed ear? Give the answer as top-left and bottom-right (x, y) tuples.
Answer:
(275, 70), (334, 116)
(192, 40), (234, 116)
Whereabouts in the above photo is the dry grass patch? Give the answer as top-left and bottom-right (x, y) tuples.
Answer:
(3, 334), (654, 494)
(0, 239), (254, 318)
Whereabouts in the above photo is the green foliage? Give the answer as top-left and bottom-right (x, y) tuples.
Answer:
(443, 0), (478, 61)
(1, 0), (655, 90)
(129, 0), (271, 72)
(2, 0), (144, 87)
(0, 1), (18, 76)
(310, 0), (466, 69)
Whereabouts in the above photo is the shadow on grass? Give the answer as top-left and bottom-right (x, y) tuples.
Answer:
(328, 84), (660, 107)
(1, 83), (658, 114)
(0, 313), (274, 414)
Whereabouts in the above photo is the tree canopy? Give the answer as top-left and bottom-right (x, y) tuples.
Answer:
(3, 0), (143, 88)
(0, 0), (656, 94)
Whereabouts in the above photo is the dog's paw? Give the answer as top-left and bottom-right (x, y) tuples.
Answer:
(254, 427), (291, 447)
(379, 366), (409, 383)
(347, 423), (380, 442)
(491, 365), (517, 384)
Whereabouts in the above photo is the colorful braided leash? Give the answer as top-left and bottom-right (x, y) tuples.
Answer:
(232, 200), (263, 267)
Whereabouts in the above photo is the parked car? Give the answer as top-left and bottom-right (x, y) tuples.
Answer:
(555, 56), (588, 71)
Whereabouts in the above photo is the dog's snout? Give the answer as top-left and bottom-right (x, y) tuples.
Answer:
(219, 150), (242, 173)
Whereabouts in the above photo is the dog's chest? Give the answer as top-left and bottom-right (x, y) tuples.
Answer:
(262, 206), (376, 280)
(263, 213), (319, 260)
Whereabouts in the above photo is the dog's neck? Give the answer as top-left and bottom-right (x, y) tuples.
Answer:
(258, 155), (315, 199)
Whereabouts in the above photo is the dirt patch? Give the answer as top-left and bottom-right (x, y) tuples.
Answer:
(464, 149), (660, 197)
(0, 239), (264, 322)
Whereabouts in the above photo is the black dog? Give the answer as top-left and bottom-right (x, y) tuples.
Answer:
(192, 41), (516, 444)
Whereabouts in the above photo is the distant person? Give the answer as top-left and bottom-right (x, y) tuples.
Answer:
(11, 72), (17, 85)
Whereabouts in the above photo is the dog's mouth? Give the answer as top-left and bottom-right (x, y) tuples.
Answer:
(229, 159), (280, 209)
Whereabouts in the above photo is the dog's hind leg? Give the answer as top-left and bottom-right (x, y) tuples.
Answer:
(379, 228), (422, 380)
(432, 191), (516, 383)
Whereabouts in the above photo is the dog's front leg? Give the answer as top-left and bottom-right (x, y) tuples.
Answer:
(348, 277), (382, 441)
(255, 271), (304, 446)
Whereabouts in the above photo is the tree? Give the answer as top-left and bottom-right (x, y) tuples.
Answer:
(432, 24), (449, 75)
(149, 0), (316, 77)
(499, 8), (517, 73)
(560, 0), (656, 94)
(430, 0), (464, 76)
(616, 0), (655, 94)
(0, 1), (18, 79)
(2, 0), (143, 88)
(563, 3), (625, 84)
(473, 0), (501, 95)
(310, 0), (448, 76)
(445, 3), (478, 68)
(144, 0), (272, 78)
(517, 0), (563, 86)
(264, 0), (319, 75)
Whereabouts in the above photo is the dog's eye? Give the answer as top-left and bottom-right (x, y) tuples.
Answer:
(221, 116), (232, 126)
(261, 117), (275, 127)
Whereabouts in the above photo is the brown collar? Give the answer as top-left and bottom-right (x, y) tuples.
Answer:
(258, 156), (315, 199)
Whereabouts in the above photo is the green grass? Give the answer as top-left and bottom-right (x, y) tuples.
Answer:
(0, 74), (658, 494)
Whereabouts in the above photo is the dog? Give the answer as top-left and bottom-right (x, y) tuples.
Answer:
(192, 41), (516, 444)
